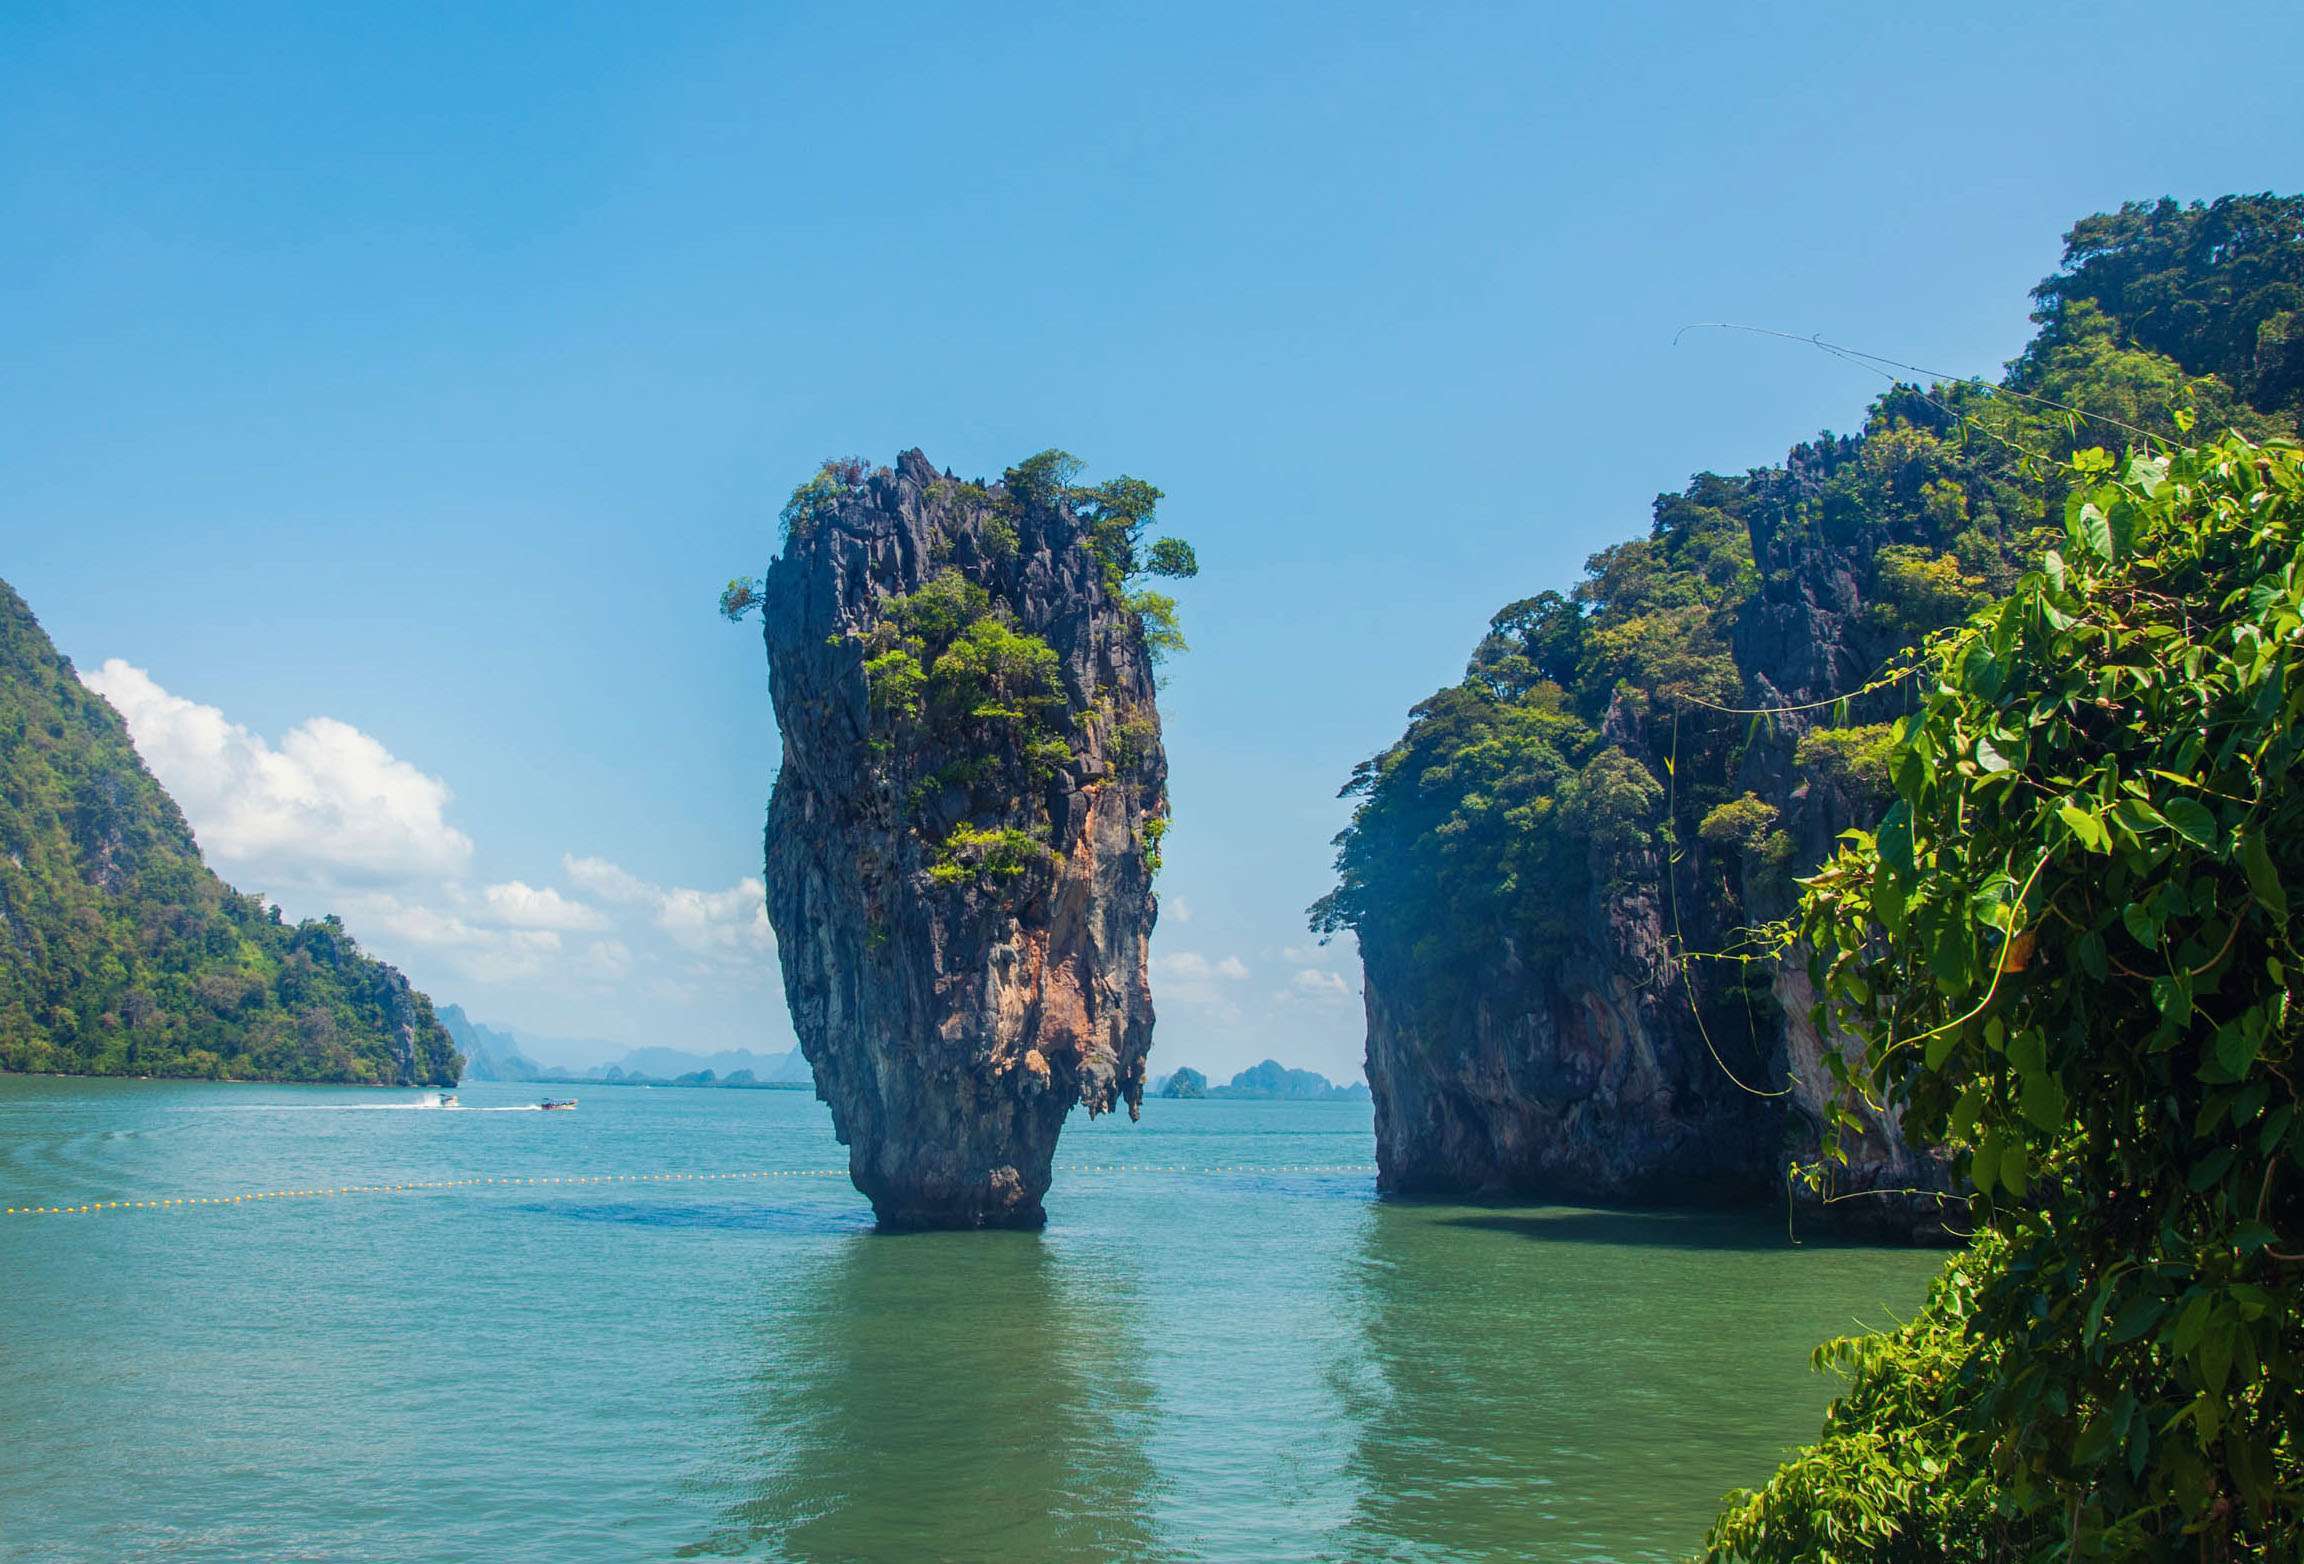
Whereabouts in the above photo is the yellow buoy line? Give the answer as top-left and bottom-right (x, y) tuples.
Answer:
(3, 1162), (1378, 1218)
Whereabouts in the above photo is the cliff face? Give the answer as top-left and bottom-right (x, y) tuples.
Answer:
(0, 578), (462, 1085)
(1363, 945), (1781, 1206)
(1351, 453), (1958, 1235)
(759, 450), (1166, 1229)
(1330, 414), (2013, 1241)
(1360, 732), (1778, 1206)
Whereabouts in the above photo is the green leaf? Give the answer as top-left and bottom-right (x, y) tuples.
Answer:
(2123, 901), (2160, 950)
(1949, 1085), (1983, 1141)
(2077, 931), (2109, 981)
(2241, 829), (2288, 919)
(2071, 501), (2115, 562)
(1998, 1141), (2030, 1197)
(2058, 802), (2108, 853)
(1969, 1132), (1999, 1192)
(1877, 804), (1916, 883)
(2020, 1068), (2068, 1132)
(2186, 1145), (2237, 1191)
(1873, 868), (1906, 935)
(2170, 1294), (2212, 1353)
(2114, 798), (2167, 838)
(2108, 1292), (2167, 1344)
(2215, 1022), (2260, 1077)
(2161, 796), (2218, 847)
(2234, 1220), (2278, 1254)
(1925, 1026), (1960, 1071)
(2199, 1320), (2235, 1395)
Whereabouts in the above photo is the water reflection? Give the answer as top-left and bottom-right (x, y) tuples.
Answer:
(688, 1231), (1163, 1562)
(1333, 1201), (1913, 1562)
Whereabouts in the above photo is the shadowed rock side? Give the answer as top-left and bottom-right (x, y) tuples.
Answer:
(1360, 835), (1780, 1210)
(758, 450), (1166, 1229)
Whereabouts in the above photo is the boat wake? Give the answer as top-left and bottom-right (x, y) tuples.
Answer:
(188, 1094), (548, 1113)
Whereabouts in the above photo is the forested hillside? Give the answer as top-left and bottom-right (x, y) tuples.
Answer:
(1313, 194), (2303, 1222)
(0, 580), (461, 1084)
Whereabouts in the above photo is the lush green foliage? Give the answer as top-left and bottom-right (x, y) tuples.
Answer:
(859, 569), (1064, 736)
(744, 451), (1182, 897)
(1740, 435), (2303, 1558)
(0, 581), (461, 1085)
(2021, 194), (2304, 424)
(1793, 723), (1899, 813)
(1300, 198), (2304, 1558)
(1005, 448), (1199, 662)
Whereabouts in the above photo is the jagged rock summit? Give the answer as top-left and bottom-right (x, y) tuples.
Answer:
(753, 449), (1171, 1229)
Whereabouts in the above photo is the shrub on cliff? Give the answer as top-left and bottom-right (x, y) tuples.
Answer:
(1709, 433), (2304, 1559)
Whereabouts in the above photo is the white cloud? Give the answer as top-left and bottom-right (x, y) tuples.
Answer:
(563, 853), (774, 966)
(80, 659), (784, 1046)
(332, 891), (564, 983)
(1289, 968), (1356, 1001)
(1154, 951), (1250, 983)
(659, 878), (774, 956)
(1166, 895), (1194, 923)
(563, 854), (659, 906)
(481, 880), (606, 931)
(1151, 948), (1253, 1025)
(84, 660), (472, 889)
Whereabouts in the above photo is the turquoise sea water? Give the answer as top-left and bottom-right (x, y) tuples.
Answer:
(0, 1076), (1939, 1562)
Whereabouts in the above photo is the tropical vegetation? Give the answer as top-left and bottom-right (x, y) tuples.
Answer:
(0, 580), (461, 1085)
(1711, 433), (2304, 1559)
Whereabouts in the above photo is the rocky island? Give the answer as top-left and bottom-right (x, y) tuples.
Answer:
(730, 448), (1193, 1228)
(1314, 197), (2299, 1240)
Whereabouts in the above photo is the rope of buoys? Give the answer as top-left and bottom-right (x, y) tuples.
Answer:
(2, 1162), (1379, 1218)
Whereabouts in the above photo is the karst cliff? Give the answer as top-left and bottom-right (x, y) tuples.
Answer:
(746, 449), (1179, 1229)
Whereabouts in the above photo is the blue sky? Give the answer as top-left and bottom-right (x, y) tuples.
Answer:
(5, 1), (2297, 1077)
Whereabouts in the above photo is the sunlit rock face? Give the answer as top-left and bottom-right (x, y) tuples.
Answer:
(757, 450), (1165, 1230)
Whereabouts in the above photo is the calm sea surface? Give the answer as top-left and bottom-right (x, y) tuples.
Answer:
(0, 1075), (1939, 1562)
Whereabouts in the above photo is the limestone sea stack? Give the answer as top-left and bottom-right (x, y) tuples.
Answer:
(751, 449), (1172, 1229)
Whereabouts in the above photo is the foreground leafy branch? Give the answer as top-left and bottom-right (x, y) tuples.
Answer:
(1712, 433), (2304, 1559)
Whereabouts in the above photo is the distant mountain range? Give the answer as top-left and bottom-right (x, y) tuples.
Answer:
(1152, 1060), (1370, 1102)
(437, 1006), (812, 1089)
